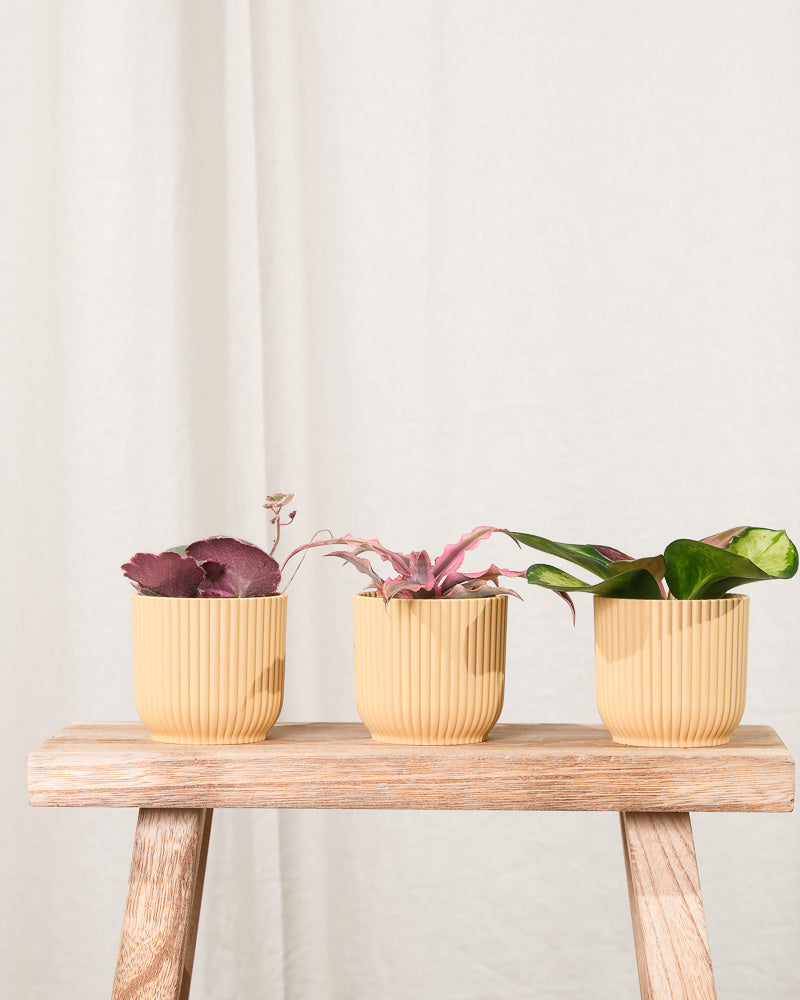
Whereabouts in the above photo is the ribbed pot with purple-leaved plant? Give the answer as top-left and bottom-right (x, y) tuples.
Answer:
(122, 494), (297, 744)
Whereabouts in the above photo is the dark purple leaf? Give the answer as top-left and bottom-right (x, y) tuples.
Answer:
(200, 559), (226, 582)
(186, 536), (280, 597)
(122, 551), (206, 597)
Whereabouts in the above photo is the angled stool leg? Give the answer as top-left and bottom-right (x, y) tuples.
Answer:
(620, 812), (716, 1000)
(112, 808), (212, 1000)
(179, 809), (212, 1000)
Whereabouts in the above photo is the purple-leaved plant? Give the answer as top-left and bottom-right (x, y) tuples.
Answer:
(283, 526), (523, 605)
(122, 493), (297, 598)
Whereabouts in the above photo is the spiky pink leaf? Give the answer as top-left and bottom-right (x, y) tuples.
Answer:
(442, 582), (522, 600)
(122, 551), (206, 597)
(382, 577), (426, 602)
(283, 528), (524, 606)
(186, 537), (280, 597)
(432, 526), (498, 582)
(351, 540), (412, 576)
(283, 534), (381, 569)
(284, 533), (415, 577)
(440, 564), (525, 592)
(406, 551), (436, 589)
(283, 535), (349, 569)
(324, 551), (385, 591)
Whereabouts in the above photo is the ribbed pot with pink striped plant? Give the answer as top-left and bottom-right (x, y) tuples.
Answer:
(510, 526), (797, 748)
(285, 527), (523, 745)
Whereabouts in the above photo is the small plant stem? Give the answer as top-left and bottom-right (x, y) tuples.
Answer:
(269, 513), (280, 557)
(280, 529), (334, 592)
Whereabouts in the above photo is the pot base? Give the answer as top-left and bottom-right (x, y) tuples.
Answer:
(607, 733), (733, 749)
(146, 732), (270, 746)
(366, 731), (489, 746)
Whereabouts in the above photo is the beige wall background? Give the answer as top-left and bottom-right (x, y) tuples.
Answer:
(2, 1), (799, 997)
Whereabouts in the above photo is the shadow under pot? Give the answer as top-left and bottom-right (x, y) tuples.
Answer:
(353, 591), (508, 746)
(132, 592), (287, 744)
(594, 594), (749, 748)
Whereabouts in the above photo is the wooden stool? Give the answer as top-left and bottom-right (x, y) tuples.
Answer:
(28, 723), (795, 999)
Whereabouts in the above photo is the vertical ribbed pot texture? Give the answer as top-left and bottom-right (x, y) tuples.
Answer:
(594, 595), (749, 748)
(353, 591), (508, 745)
(132, 593), (287, 744)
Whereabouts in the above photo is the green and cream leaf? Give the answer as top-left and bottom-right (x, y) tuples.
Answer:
(526, 564), (664, 599)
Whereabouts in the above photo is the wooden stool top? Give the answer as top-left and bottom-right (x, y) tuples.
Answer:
(28, 722), (794, 813)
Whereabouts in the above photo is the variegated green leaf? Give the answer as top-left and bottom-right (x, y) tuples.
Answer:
(664, 532), (798, 601)
(726, 527), (798, 579)
(526, 564), (664, 599)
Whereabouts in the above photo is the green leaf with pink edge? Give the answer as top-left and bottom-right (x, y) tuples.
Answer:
(507, 532), (622, 579)
(511, 524), (796, 613)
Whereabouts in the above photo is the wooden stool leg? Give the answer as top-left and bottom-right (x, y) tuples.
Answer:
(620, 812), (716, 1000)
(112, 808), (213, 1000)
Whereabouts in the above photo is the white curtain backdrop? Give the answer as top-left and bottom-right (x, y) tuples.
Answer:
(3, 2), (799, 997)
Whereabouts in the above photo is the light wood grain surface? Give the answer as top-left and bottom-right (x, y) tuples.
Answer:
(111, 808), (211, 1000)
(28, 722), (794, 811)
(621, 812), (717, 999)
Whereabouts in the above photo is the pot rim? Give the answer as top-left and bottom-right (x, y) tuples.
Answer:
(131, 591), (287, 602)
(353, 588), (508, 604)
(593, 593), (749, 606)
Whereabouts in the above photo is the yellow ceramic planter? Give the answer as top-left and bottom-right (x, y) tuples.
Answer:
(594, 595), (749, 748)
(353, 591), (508, 745)
(132, 593), (287, 744)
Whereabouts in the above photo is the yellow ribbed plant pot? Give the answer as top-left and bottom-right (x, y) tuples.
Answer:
(594, 595), (749, 748)
(353, 591), (508, 745)
(132, 593), (287, 744)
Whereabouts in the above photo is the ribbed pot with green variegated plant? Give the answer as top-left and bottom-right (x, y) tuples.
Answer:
(285, 527), (522, 745)
(509, 526), (797, 748)
(121, 494), (298, 745)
